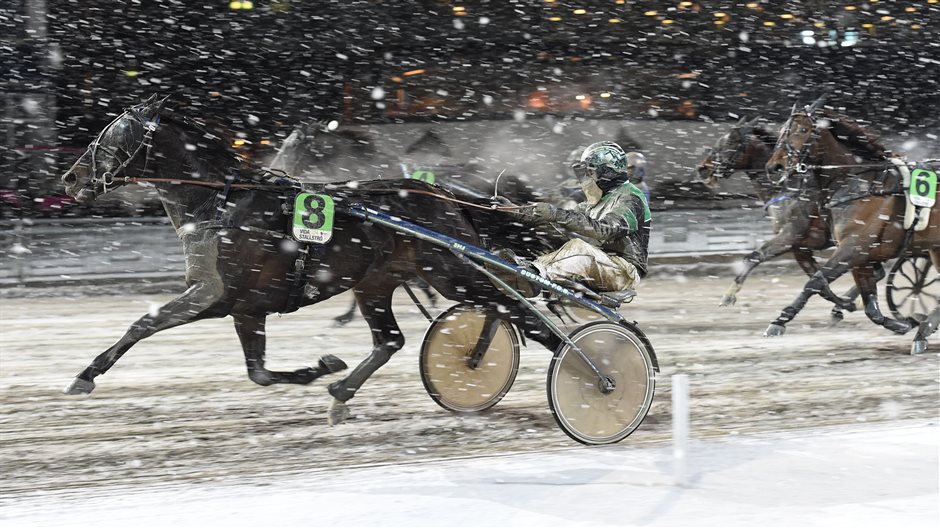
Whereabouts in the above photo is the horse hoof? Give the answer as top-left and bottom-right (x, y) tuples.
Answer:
(719, 295), (736, 307)
(328, 398), (350, 426)
(911, 340), (928, 355)
(333, 314), (354, 327)
(63, 378), (95, 395)
(764, 324), (786, 337)
(829, 312), (844, 326)
(319, 354), (348, 374)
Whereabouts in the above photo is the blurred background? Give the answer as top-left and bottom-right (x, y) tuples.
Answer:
(1, 0), (938, 218)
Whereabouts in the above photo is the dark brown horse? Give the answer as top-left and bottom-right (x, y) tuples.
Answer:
(765, 100), (939, 353)
(59, 96), (564, 423)
(694, 117), (859, 319)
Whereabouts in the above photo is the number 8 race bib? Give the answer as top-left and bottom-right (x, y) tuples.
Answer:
(292, 193), (335, 244)
(910, 169), (937, 208)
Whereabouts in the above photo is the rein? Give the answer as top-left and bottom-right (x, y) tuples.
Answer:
(122, 177), (529, 212)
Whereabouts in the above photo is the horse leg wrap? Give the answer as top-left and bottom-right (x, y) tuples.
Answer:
(327, 345), (395, 402)
(63, 377), (96, 395)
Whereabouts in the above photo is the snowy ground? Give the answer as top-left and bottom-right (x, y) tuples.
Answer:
(1, 271), (938, 526)
(1, 421), (936, 528)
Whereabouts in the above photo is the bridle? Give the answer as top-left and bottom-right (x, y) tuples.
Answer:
(707, 126), (749, 179)
(86, 108), (159, 195)
(774, 111), (819, 178)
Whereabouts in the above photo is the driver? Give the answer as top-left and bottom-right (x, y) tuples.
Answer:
(509, 141), (651, 296)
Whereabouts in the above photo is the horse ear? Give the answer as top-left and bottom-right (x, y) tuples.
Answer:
(736, 116), (747, 126)
(154, 94), (171, 114)
(790, 102), (798, 115)
(807, 92), (828, 114)
(746, 116), (762, 127)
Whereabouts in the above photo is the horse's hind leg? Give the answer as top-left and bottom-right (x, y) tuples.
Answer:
(63, 281), (225, 395)
(234, 314), (347, 386)
(326, 276), (404, 425)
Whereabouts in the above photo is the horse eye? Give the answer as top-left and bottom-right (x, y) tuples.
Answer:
(800, 128), (808, 133)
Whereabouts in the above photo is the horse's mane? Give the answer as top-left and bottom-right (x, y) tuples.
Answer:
(751, 125), (777, 146)
(821, 110), (894, 161)
(159, 109), (243, 173)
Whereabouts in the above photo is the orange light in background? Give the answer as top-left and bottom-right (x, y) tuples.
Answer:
(259, 139), (270, 146)
(881, 15), (894, 21)
(549, 16), (562, 21)
(911, 24), (921, 29)
(780, 14), (794, 19)
(608, 18), (621, 23)
(862, 23), (874, 28)
(905, 6), (916, 12)
(403, 69), (426, 76)
(391, 76), (403, 83)
(714, 19), (726, 25)
(679, 1), (693, 7)
(578, 95), (592, 110)
(573, 8), (586, 15)
(452, 6), (465, 12)
(844, 5), (856, 11)
(233, 139), (246, 147)
(713, 12), (726, 17)
(662, 19), (675, 24)
(763, 21), (776, 26)
(814, 21), (825, 27)
(745, 2), (759, 8)
(210, 91), (221, 97)
(644, 10), (658, 16)
(600, 92), (612, 98)
(527, 90), (548, 109)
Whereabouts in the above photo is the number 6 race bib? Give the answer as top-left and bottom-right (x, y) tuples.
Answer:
(910, 169), (937, 208)
(292, 193), (335, 244)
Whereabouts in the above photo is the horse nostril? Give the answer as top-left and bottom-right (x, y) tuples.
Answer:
(769, 163), (784, 173)
(63, 172), (77, 185)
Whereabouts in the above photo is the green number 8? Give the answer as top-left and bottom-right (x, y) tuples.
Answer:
(302, 194), (326, 229)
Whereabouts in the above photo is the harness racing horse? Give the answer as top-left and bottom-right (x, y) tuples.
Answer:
(695, 116), (860, 317)
(765, 101), (939, 354)
(60, 96), (564, 424)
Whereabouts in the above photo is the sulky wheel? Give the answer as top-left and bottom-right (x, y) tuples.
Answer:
(547, 321), (657, 445)
(886, 256), (939, 321)
(419, 304), (520, 413)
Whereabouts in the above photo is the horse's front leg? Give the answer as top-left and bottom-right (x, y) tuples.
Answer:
(234, 314), (347, 386)
(326, 276), (404, 425)
(63, 281), (227, 395)
(764, 246), (860, 337)
(721, 231), (795, 306)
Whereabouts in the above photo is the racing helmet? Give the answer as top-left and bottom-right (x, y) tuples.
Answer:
(581, 141), (627, 180)
(625, 152), (647, 183)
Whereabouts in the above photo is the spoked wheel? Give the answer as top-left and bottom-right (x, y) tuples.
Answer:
(547, 321), (657, 445)
(887, 256), (939, 321)
(419, 304), (520, 413)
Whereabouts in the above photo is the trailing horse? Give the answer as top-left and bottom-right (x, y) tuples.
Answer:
(60, 96), (564, 423)
(764, 98), (939, 353)
(694, 116), (859, 316)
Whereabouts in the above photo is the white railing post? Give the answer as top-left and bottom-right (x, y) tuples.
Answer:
(672, 373), (690, 487)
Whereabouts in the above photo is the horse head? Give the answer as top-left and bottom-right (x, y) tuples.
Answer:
(694, 116), (762, 188)
(62, 94), (168, 203)
(767, 103), (820, 180)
